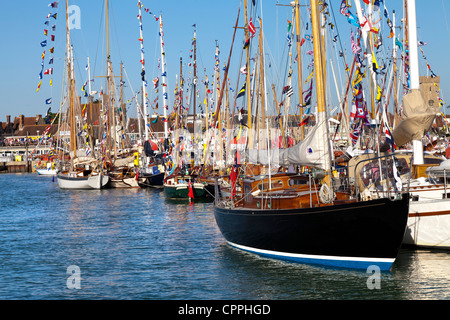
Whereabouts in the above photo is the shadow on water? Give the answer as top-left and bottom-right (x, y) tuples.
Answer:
(213, 244), (450, 300)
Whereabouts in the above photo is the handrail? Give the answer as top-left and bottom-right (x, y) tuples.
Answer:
(353, 153), (412, 200)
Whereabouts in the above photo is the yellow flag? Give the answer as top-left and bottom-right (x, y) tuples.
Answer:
(237, 125), (243, 140)
(50, 78), (53, 87)
(304, 71), (314, 83)
(376, 85), (382, 101)
(36, 81), (42, 92)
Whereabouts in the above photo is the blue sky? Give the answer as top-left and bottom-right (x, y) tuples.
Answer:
(1, 0), (450, 123)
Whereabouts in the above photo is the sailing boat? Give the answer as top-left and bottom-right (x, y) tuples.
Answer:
(56, 0), (109, 190)
(163, 24), (208, 200)
(213, 0), (409, 271)
(98, 1), (143, 188)
(379, 0), (450, 249)
(135, 6), (167, 188)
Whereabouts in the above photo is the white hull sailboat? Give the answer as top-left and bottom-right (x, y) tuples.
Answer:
(36, 168), (58, 176)
(57, 171), (109, 190)
(55, 1), (107, 190)
(386, 1), (450, 249)
(402, 161), (450, 249)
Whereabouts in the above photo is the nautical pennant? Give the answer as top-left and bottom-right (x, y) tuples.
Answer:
(237, 83), (246, 98)
(249, 18), (256, 38)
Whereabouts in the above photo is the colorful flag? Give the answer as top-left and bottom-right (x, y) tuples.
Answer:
(282, 86), (293, 97)
(40, 40), (47, 47)
(46, 98), (52, 104)
(188, 180), (194, 199)
(243, 38), (250, 49)
(384, 121), (396, 152)
(49, 47), (54, 53)
(237, 83), (246, 98)
(36, 81), (42, 92)
(249, 18), (256, 38)
(44, 68), (53, 75)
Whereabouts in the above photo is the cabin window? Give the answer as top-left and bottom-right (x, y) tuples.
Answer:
(289, 178), (307, 186)
(258, 180), (283, 190)
(443, 193), (450, 199)
(412, 195), (419, 201)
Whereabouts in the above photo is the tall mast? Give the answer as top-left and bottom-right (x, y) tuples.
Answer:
(294, 0), (304, 140)
(87, 57), (94, 153)
(283, 6), (296, 147)
(258, 17), (266, 149)
(138, 1), (149, 141)
(65, 0), (76, 158)
(406, 0), (424, 165)
(105, 0), (112, 158)
(393, 10), (399, 127)
(311, 0), (331, 173)
(176, 57), (182, 132)
(244, 0), (252, 149)
(159, 14), (168, 139)
(120, 62), (126, 149)
(192, 26), (197, 127)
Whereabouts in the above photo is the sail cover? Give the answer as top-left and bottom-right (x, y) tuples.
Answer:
(392, 89), (439, 147)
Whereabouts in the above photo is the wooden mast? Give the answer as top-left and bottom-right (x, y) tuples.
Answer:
(120, 62), (125, 149)
(311, 0), (331, 181)
(244, 0), (252, 149)
(294, 0), (304, 140)
(65, 0), (76, 159)
(87, 57), (95, 155)
(258, 17), (266, 149)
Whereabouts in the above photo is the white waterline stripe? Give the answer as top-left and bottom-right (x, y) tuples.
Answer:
(228, 241), (395, 264)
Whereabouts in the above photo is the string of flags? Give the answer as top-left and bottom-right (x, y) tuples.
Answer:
(37, 1), (58, 116)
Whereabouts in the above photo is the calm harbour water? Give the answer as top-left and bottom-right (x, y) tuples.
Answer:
(0, 173), (449, 300)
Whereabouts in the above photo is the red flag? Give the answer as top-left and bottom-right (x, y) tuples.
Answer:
(44, 68), (53, 75)
(135, 170), (139, 181)
(249, 18), (256, 38)
(188, 181), (194, 199)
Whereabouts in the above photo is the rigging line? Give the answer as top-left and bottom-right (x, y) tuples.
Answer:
(327, 0), (350, 79)
(92, 0), (105, 87)
(108, 2), (123, 63)
(441, 0), (450, 45)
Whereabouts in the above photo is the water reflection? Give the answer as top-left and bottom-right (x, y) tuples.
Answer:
(1, 173), (450, 299)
